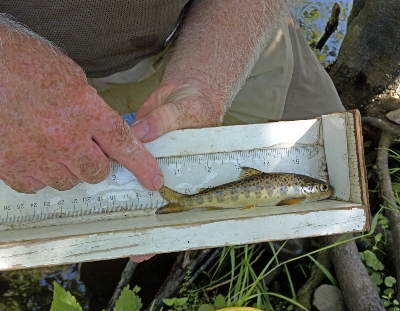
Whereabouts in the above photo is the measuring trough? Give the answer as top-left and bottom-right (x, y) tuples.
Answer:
(0, 110), (368, 270)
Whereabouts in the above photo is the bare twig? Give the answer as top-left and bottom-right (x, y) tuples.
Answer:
(362, 116), (400, 137)
(316, 3), (340, 50)
(150, 249), (211, 311)
(106, 260), (138, 311)
(186, 248), (222, 287)
(376, 133), (400, 302)
(321, 234), (385, 310)
(295, 251), (331, 311)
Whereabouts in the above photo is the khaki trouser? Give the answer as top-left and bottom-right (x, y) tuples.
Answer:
(88, 16), (344, 125)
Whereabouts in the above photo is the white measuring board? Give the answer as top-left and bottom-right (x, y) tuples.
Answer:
(0, 111), (369, 270)
(0, 118), (325, 224)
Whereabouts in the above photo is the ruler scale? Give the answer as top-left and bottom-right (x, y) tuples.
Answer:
(0, 145), (326, 224)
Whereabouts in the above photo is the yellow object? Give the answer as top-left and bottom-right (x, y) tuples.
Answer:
(217, 308), (263, 311)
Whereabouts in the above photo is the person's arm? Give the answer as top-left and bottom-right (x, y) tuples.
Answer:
(133, 0), (290, 141)
(0, 15), (163, 193)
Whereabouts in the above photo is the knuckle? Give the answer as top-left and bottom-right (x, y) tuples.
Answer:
(78, 154), (110, 183)
(51, 175), (80, 191)
(110, 115), (131, 148)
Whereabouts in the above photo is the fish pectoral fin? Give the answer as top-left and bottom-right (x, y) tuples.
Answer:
(156, 203), (193, 214)
(240, 167), (264, 179)
(276, 197), (305, 206)
(200, 206), (224, 211)
(240, 205), (256, 210)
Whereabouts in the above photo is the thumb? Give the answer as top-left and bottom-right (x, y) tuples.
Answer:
(133, 85), (225, 142)
(135, 84), (202, 120)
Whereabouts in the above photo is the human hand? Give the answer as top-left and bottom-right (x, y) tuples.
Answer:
(0, 25), (163, 193)
(132, 78), (226, 142)
(130, 254), (155, 263)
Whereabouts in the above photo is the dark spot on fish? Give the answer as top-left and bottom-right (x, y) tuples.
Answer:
(217, 195), (225, 203)
(231, 192), (239, 201)
(245, 190), (251, 198)
(207, 194), (213, 203)
(195, 196), (205, 204)
(280, 186), (289, 195)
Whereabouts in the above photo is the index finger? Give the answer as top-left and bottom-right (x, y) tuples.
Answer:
(92, 109), (164, 191)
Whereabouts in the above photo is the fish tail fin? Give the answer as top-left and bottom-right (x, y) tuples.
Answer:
(157, 186), (195, 214)
(159, 186), (183, 203)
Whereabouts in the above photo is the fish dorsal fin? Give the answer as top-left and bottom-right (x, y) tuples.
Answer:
(197, 187), (212, 193)
(240, 167), (264, 179)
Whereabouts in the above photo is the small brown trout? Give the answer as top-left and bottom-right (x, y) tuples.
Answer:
(156, 167), (333, 214)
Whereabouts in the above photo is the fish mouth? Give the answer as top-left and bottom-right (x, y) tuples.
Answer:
(318, 187), (334, 200)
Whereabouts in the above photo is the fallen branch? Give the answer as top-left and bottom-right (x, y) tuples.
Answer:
(186, 248), (222, 287)
(106, 260), (138, 311)
(320, 234), (385, 310)
(376, 133), (400, 302)
(295, 250), (331, 311)
(316, 3), (340, 50)
(150, 249), (212, 311)
(362, 116), (400, 137)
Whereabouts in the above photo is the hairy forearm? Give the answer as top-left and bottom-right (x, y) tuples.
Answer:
(0, 13), (57, 49)
(162, 0), (292, 109)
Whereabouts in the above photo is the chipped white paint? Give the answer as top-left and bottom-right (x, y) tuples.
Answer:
(322, 114), (351, 201)
(0, 201), (366, 270)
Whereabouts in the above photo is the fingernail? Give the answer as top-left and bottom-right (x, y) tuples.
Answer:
(132, 120), (149, 140)
(153, 174), (164, 190)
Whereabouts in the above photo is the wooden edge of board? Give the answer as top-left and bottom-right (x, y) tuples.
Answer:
(322, 110), (370, 231)
(348, 110), (370, 230)
(0, 201), (368, 270)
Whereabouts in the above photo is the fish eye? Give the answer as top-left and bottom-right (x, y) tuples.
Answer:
(320, 184), (329, 191)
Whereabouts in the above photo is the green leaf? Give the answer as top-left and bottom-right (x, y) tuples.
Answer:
(114, 286), (142, 311)
(363, 250), (383, 270)
(50, 282), (82, 311)
(176, 298), (188, 306)
(198, 304), (215, 311)
(163, 298), (176, 307)
(370, 272), (383, 286)
(378, 214), (389, 226)
(310, 9), (320, 21)
(385, 276), (397, 287)
(375, 233), (382, 243)
(384, 288), (395, 296)
(377, 261), (385, 271)
(214, 294), (226, 309)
